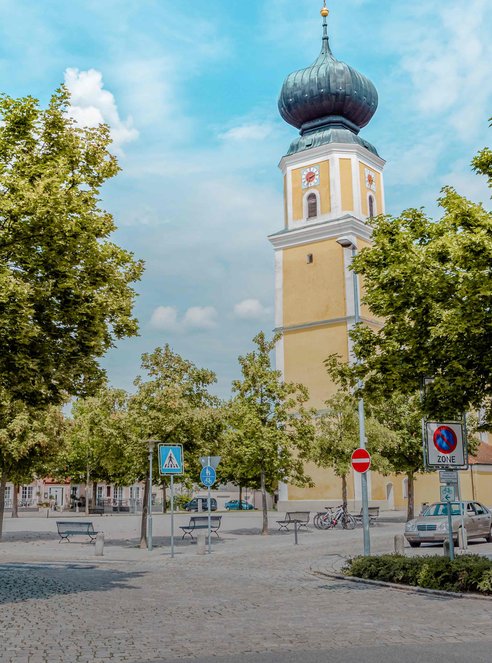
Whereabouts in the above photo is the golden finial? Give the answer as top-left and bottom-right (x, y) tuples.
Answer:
(321, 1), (329, 18)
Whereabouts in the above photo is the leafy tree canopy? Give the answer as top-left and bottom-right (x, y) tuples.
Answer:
(0, 88), (144, 407)
(227, 332), (316, 532)
(330, 139), (492, 424)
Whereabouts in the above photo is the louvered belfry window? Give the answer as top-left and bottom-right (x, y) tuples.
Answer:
(307, 193), (318, 219)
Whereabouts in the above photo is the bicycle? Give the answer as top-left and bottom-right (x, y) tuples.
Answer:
(315, 504), (356, 530)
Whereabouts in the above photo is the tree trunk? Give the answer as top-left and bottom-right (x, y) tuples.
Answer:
(239, 485), (243, 510)
(85, 465), (90, 516)
(260, 470), (268, 535)
(11, 484), (19, 518)
(140, 478), (149, 549)
(341, 474), (348, 513)
(0, 472), (7, 539)
(407, 471), (415, 521)
(162, 482), (167, 514)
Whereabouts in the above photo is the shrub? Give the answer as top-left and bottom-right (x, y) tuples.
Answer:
(344, 554), (492, 594)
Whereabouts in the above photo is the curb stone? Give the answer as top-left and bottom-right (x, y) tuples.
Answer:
(311, 569), (492, 602)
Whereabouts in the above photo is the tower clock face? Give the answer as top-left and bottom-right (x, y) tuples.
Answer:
(302, 166), (320, 189)
(365, 168), (377, 192)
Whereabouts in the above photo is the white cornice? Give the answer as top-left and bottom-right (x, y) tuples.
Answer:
(279, 142), (385, 174)
(268, 215), (372, 250)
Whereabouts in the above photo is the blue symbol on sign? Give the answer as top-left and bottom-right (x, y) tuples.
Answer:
(433, 426), (458, 454)
(200, 465), (216, 487)
(158, 445), (184, 475)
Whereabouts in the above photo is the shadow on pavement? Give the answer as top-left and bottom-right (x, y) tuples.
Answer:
(0, 562), (144, 605)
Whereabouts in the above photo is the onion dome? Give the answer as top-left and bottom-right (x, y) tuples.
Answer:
(278, 4), (379, 156)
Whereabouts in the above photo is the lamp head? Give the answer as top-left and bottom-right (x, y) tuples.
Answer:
(336, 237), (357, 250)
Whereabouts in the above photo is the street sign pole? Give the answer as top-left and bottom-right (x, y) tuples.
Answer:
(147, 441), (155, 552)
(456, 472), (467, 551)
(158, 444), (184, 558)
(170, 475), (175, 559)
(445, 495), (455, 561)
(207, 456), (212, 554)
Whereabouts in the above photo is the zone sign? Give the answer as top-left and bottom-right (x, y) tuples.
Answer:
(425, 422), (467, 469)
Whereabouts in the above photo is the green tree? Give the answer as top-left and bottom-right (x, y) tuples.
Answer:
(315, 390), (393, 513)
(0, 397), (66, 536)
(0, 88), (143, 407)
(333, 143), (492, 423)
(227, 332), (315, 535)
(129, 346), (223, 547)
(63, 387), (134, 515)
(0, 88), (143, 526)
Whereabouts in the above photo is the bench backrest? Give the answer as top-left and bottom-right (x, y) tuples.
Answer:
(285, 511), (310, 523)
(56, 521), (95, 533)
(358, 507), (380, 517)
(190, 516), (222, 525)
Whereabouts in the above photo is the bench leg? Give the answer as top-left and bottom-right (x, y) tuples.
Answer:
(278, 524), (289, 531)
(58, 535), (70, 543)
(181, 531), (194, 540)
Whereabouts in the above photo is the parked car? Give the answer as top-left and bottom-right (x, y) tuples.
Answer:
(404, 501), (492, 548)
(184, 497), (217, 512)
(225, 500), (255, 511)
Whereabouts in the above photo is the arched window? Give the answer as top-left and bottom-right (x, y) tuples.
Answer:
(307, 193), (318, 219)
(368, 195), (375, 219)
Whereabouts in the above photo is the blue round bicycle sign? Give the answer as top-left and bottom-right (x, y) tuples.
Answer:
(200, 465), (216, 487)
(433, 425), (458, 455)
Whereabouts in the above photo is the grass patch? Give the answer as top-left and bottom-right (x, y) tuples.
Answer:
(344, 554), (492, 594)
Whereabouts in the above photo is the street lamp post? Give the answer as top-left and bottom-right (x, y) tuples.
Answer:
(337, 237), (371, 556)
(147, 440), (156, 552)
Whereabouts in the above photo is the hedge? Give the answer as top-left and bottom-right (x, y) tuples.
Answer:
(344, 554), (492, 594)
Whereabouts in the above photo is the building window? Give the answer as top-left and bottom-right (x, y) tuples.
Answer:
(307, 193), (318, 219)
(21, 486), (33, 500)
(368, 195), (375, 219)
(306, 253), (314, 264)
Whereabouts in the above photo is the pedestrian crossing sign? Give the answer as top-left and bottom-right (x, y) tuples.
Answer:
(158, 444), (184, 475)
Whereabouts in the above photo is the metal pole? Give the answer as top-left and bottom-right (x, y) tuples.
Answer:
(207, 456), (212, 554)
(351, 246), (370, 557)
(457, 472), (467, 551)
(170, 475), (175, 559)
(446, 497), (455, 561)
(147, 444), (154, 552)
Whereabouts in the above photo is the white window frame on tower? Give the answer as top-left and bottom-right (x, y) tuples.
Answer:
(303, 189), (321, 221)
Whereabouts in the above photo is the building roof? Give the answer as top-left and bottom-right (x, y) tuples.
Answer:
(278, 8), (378, 157)
(470, 441), (492, 465)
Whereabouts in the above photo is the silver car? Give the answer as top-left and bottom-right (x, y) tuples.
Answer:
(405, 501), (492, 548)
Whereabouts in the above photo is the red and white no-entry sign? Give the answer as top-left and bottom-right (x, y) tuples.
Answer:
(351, 448), (371, 474)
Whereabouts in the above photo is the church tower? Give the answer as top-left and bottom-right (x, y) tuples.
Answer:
(269, 4), (385, 509)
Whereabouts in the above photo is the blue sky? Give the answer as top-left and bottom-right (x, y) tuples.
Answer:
(1, 0), (491, 397)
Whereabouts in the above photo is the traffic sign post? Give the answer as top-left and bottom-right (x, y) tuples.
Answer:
(159, 444), (184, 558)
(444, 494), (455, 561)
(424, 422), (468, 470)
(200, 458), (219, 554)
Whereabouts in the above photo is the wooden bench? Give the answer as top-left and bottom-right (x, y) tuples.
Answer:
(353, 506), (380, 526)
(277, 511), (310, 531)
(56, 521), (99, 543)
(180, 515), (222, 540)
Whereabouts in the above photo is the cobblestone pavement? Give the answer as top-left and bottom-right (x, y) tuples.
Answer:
(1, 515), (491, 662)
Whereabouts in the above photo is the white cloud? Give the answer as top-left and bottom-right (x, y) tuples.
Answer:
(149, 305), (218, 332)
(183, 306), (218, 330)
(219, 122), (275, 143)
(233, 299), (271, 320)
(149, 306), (179, 332)
(64, 67), (139, 152)
(388, 0), (492, 142)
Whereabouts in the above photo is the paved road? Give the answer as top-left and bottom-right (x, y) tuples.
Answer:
(1, 515), (492, 662)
